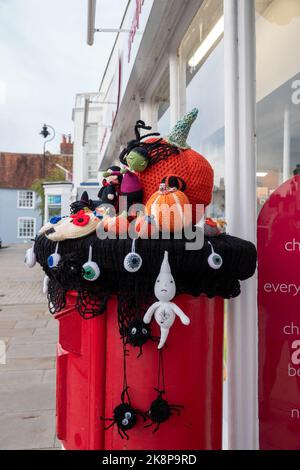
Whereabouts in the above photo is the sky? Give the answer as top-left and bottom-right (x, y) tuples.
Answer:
(0, 0), (127, 154)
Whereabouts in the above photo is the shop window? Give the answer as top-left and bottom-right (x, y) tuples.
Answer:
(181, 0), (224, 218)
(48, 194), (61, 218)
(18, 217), (36, 238)
(18, 190), (35, 209)
(156, 69), (170, 136)
(256, 0), (300, 212)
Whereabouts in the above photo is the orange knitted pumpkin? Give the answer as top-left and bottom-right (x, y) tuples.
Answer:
(138, 138), (213, 224)
(145, 184), (192, 233)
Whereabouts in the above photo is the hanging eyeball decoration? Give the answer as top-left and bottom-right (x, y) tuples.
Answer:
(123, 238), (143, 273)
(47, 243), (61, 269)
(143, 251), (190, 349)
(207, 241), (223, 270)
(82, 245), (100, 281)
(24, 241), (36, 268)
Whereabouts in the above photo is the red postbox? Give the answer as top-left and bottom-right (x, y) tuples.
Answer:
(55, 292), (224, 450)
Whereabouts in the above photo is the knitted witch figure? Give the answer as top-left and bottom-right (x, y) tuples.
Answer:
(143, 251), (190, 349)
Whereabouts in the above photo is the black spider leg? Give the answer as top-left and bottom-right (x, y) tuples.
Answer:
(169, 404), (184, 416)
(144, 420), (160, 433)
(137, 345), (143, 359)
(134, 409), (149, 422)
(100, 418), (115, 431)
(119, 426), (130, 440)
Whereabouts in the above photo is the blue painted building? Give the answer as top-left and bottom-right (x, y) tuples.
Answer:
(0, 188), (42, 244)
(0, 150), (73, 245)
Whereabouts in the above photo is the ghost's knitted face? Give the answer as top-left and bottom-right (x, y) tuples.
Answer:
(154, 271), (176, 302)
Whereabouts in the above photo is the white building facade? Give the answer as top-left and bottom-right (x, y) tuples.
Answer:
(72, 92), (104, 200)
(79, 0), (300, 449)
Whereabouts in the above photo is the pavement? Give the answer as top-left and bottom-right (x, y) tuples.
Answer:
(0, 244), (59, 450)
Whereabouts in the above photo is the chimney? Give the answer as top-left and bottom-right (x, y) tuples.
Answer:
(60, 134), (73, 155)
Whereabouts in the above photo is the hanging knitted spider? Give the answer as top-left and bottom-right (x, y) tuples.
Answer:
(143, 251), (190, 349)
(145, 389), (184, 434)
(123, 319), (158, 358)
(101, 388), (148, 440)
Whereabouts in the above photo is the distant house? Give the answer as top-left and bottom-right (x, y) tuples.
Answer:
(0, 137), (73, 244)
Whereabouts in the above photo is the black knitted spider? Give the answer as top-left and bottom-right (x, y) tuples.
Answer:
(123, 319), (159, 358)
(145, 390), (184, 433)
(101, 388), (148, 440)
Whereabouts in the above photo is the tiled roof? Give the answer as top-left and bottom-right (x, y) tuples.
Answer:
(0, 152), (73, 189)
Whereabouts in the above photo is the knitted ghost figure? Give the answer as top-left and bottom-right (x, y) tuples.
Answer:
(143, 251), (190, 349)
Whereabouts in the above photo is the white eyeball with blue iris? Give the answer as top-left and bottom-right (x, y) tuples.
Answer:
(24, 242), (36, 268)
(207, 241), (223, 270)
(124, 239), (142, 273)
(47, 243), (61, 268)
(82, 245), (100, 281)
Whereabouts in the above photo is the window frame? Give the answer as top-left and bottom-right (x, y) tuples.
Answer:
(17, 190), (35, 209)
(17, 217), (36, 239)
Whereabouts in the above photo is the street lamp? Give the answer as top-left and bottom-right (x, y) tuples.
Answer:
(39, 124), (55, 178)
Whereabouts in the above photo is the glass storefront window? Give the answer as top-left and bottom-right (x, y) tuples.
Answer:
(256, 0), (300, 212)
(156, 68), (170, 136)
(85, 125), (99, 180)
(47, 194), (61, 218)
(182, 0), (224, 218)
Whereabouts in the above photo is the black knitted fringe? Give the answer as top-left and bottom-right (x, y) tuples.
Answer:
(35, 233), (257, 320)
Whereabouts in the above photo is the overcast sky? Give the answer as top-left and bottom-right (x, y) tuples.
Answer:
(0, 0), (127, 154)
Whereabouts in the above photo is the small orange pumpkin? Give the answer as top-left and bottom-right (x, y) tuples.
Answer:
(145, 184), (192, 233)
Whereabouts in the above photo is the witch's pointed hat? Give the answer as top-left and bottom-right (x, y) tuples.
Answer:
(165, 108), (199, 150)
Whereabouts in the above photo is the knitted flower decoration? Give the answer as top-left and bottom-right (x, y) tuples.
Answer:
(71, 210), (90, 227)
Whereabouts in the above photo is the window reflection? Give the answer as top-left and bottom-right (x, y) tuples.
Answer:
(256, 0), (300, 212)
(186, 41), (224, 218)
